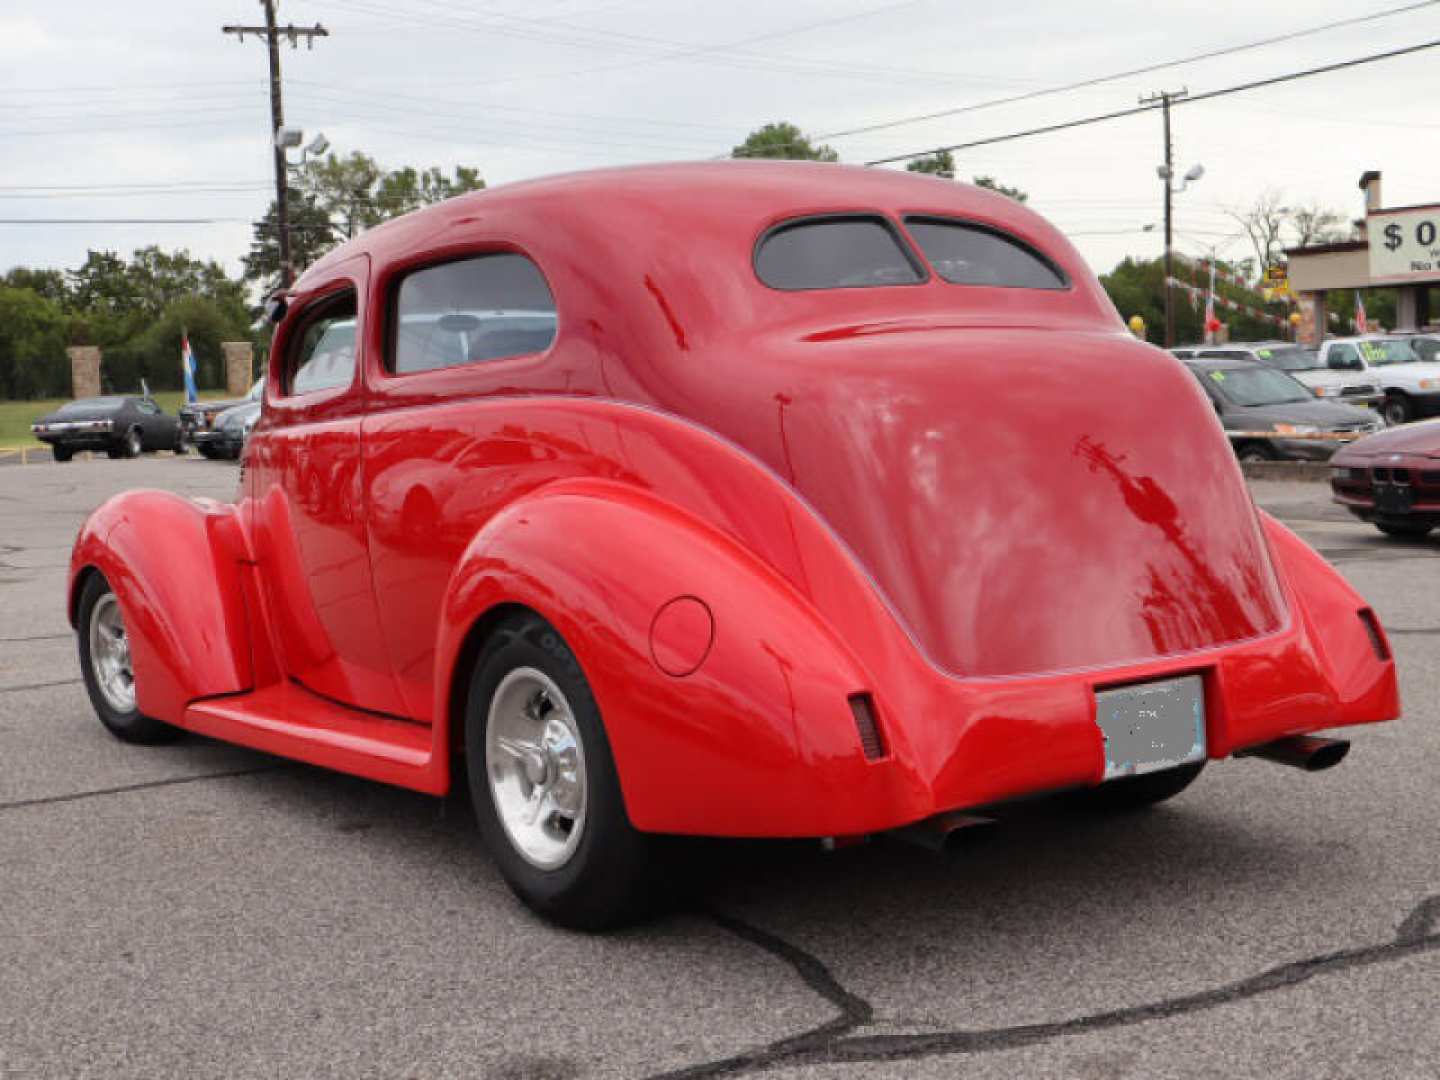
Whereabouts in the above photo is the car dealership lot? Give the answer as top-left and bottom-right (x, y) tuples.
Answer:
(1, 458), (1437, 1079)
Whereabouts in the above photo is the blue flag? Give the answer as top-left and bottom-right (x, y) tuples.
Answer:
(181, 333), (198, 404)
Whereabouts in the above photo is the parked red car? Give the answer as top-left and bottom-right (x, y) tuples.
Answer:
(69, 163), (1398, 927)
(1330, 419), (1440, 539)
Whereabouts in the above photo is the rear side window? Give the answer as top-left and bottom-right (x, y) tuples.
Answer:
(755, 216), (925, 290)
(391, 253), (557, 374)
(288, 291), (358, 396)
(904, 216), (1067, 290)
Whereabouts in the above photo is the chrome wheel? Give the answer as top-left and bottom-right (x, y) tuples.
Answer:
(486, 666), (587, 870)
(88, 592), (135, 714)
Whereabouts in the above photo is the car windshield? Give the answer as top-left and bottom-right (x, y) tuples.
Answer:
(55, 397), (123, 414)
(1252, 345), (1318, 371)
(1356, 338), (1418, 365)
(1204, 367), (1313, 406)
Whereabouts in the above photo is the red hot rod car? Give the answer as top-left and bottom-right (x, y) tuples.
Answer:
(70, 162), (1398, 927)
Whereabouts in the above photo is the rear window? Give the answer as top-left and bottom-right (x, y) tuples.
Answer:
(755, 216), (925, 290)
(904, 216), (1067, 289)
(1251, 345), (1318, 371)
(57, 398), (123, 414)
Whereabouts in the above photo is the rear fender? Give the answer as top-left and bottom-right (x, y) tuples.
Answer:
(1259, 510), (1399, 727)
(69, 491), (253, 721)
(433, 479), (929, 836)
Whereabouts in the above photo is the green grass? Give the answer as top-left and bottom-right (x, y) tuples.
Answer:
(0, 390), (232, 449)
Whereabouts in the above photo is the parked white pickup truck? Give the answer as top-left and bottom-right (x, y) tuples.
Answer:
(1317, 335), (1440, 425)
(1193, 343), (1383, 410)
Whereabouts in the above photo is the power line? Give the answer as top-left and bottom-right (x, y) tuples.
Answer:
(864, 36), (1440, 166)
(817, 0), (1440, 144)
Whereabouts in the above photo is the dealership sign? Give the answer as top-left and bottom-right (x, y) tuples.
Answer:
(1369, 207), (1440, 283)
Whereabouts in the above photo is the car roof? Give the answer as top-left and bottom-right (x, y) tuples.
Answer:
(1183, 356), (1267, 371)
(294, 161), (1104, 308)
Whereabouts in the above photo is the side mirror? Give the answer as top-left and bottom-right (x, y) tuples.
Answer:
(264, 294), (289, 324)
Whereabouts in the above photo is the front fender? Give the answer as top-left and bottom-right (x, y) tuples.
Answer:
(433, 479), (930, 836)
(69, 491), (253, 722)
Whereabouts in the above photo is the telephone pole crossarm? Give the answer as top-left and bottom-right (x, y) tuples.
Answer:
(222, 4), (329, 288)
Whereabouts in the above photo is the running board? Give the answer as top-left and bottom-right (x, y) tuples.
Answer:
(183, 682), (443, 794)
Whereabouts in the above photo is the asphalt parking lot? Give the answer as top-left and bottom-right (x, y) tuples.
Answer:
(1, 457), (1436, 1079)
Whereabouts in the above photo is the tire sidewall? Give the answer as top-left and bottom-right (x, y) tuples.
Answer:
(76, 572), (178, 744)
(465, 617), (647, 926)
(1383, 395), (1411, 426)
(125, 428), (143, 457)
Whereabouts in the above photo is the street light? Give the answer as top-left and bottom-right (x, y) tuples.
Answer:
(1158, 159), (1205, 347)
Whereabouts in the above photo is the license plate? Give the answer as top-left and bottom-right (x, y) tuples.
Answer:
(1094, 675), (1206, 781)
(1375, 483), (1413, 515)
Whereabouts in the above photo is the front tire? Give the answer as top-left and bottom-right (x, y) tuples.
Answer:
(1069, 762), (1205, 812)
(1377, 521), (1434, 540)
(51, 445), (73, 463)
(76, 572), (180, 744)
(465, 613), (656, 930)
(1382, 394), (1414, 426)
(1236, 443), (1274, 464)
(122, 427), (143, 457)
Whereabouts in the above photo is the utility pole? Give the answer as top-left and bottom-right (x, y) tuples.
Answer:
(1140, 88), (1188, 347)
(223, 3), (328, 288)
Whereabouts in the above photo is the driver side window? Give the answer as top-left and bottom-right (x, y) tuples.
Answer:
(1328, 344), (1360, 370)
(286, 291), (358, 397)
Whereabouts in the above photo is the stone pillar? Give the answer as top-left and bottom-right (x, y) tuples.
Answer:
(1296, 290), (1326, 347)
(67, 346), (101, 400)
(1395, 287), (1421, 332)
(222, 341), (254, 396)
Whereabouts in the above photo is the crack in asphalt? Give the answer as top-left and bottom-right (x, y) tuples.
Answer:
(0, 678), (82, 694)
(0, 633), (71, 643)
(1388, 626), (1440, 636)
(0, 765), (286, 813)
(656, 895), (1440, 1077)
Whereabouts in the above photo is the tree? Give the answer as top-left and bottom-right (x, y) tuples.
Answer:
(1228, 189), (1290, 277)
(731, 122), (838, 162)
(1289, 203), (1347, 248)
(1100, 254), (1284, 346)
(2, 267), (68, 306)
(0, 285), (69, 399)
(906, 150), (955, 177)
(242, 193), (339, 294)
(973, 175), (1028, 203)
(905, 155), (1028, 202)
(243, 151), (486, 290)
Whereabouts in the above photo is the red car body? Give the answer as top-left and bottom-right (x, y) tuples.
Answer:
(69, 162), (1397, 840)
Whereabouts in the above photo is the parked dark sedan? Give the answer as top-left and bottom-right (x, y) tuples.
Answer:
(31, 396), (183, 462)
(179, 378), (264, 449)
(1183, 358), (1381, 462)
(193, 398), (260, 460)
(1330, 418), (1440, 539)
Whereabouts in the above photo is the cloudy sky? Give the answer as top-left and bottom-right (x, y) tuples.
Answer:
(3, 0), (1438, 284)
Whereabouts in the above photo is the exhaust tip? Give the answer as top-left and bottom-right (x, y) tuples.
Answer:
(1301, 738), (1349, 772)
(1236, 734), (1350, 772)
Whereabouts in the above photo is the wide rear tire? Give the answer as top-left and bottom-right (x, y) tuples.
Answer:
(77, 572), (181, 745)
(465, 613), (657, 930)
